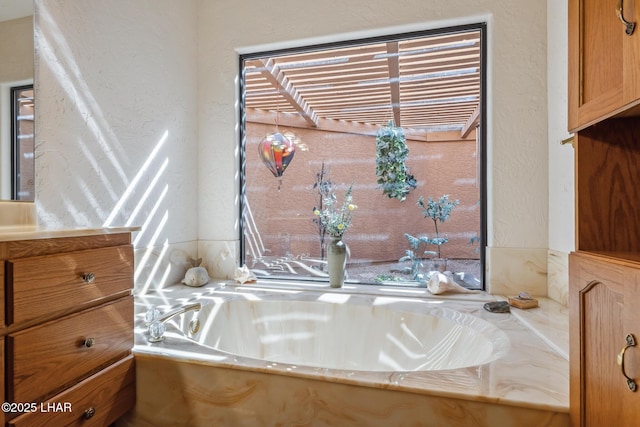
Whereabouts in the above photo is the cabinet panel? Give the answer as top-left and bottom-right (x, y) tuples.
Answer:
(6, 245), (134, 325)
(1, 338), (4, 427)
(2, 233), (131, 259)
(569, 254), (640, 426)
(0, 261), (4, 328)
(6, 297), (133, 403)
(569, 0), (640, 131)
(8, 355), (135, 427)
(574, 119), (640, 258)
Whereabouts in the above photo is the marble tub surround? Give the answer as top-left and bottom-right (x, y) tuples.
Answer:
(198, 240), (239, 280)
(126, 281), (569, 426)
(485, 247), (548, 296)
(500, 296), (569, 360)
(133, 241), (199, 294)
(0, 201), (37, 227)
(121, 354), (569, 427)
(546, 249), (569, 306)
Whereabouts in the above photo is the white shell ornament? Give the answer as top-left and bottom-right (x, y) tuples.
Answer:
(181, 267), (210, 287)
(427, 271), (477, 295)
(234, 264), (257, 284)
(181, 258), (210, 287)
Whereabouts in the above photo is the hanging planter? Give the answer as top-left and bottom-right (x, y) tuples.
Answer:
(375, 121), (417, 201)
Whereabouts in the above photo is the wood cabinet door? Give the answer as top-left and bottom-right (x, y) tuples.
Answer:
(569, 253), (640, 426)
(568, 0), (640, 131)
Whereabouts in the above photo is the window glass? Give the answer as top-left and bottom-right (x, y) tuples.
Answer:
(12, 85), (35, 201)
(240, 25), (485, 289)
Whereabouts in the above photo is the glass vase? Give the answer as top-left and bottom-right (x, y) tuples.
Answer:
(328, 236), (347, 288)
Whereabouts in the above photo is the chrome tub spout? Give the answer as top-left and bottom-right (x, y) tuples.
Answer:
(146, 302), (202, 343)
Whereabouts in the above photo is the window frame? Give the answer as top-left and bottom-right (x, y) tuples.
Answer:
(238, 23), (487, 288)
(10, 84), (35, 201)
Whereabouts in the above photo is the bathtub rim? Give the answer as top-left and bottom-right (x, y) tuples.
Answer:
(133, 281), (569, 414)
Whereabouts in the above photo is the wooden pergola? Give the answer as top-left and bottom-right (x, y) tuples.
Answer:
(243, 29), (481, 142)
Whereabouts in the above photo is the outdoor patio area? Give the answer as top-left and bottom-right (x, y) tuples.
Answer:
(250, 257), (482, 290)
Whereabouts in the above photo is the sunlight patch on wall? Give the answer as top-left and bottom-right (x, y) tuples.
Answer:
(104, 130), (168, 227)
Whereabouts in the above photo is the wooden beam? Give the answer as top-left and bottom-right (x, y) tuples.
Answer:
(386, 42), (401, 126)
(248, 59), (319, 127)
(246, 108), (475, 143)
(460, 103), (480, 138)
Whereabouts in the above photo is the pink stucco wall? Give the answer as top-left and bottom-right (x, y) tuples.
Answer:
(245, 122), (480, 266)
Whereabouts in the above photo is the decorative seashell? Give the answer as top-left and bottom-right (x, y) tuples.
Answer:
(181, 266), (210, 287)
(234, 264), (257, 284)
(427, 272), (477, 295)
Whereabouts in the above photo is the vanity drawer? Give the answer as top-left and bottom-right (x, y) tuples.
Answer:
(6, 297), (133, 403)
(6, 245), (133, 325)
(8, 355), (135, 427)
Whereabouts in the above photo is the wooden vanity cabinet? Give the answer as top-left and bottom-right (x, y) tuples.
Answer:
(569, 253), (640, 426)
(568, 0), (640, 131)
(0, 231), (136, 426)
(568, 119), (640, 425)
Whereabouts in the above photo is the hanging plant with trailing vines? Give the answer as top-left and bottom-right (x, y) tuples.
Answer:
(375, 121), (417, 201)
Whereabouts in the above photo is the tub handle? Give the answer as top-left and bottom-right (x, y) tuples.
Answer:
(617, 333), (637, 392)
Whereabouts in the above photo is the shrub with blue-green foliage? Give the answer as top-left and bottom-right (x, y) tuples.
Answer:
(399, 194), (459, 279)
(417, 194), (459, 259)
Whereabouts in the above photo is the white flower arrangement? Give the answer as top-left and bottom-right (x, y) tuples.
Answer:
(313, 183), (357, 238)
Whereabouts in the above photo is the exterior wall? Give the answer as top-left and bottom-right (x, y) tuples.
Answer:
(246, 122), (480, 264)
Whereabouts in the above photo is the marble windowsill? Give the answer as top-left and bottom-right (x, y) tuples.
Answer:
(133, 280), (570, 413)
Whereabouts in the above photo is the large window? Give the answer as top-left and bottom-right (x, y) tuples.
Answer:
(240, 24), (486, 289)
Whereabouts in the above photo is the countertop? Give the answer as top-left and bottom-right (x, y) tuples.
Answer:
(0, 225), (141, 241)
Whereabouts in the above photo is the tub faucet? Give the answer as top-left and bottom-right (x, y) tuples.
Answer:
(145, 302), (202, 343)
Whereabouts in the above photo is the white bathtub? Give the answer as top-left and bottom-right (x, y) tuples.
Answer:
(124, 283), (570, 427)
(185, 297), (510, 372)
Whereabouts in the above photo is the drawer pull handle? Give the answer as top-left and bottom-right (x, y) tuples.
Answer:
(617, 333), (637, 392)
(83, 337), (96, 348)
(617, 0), (636, 35)
(82, 272), (95, 283)
(83, 407), (96, 420)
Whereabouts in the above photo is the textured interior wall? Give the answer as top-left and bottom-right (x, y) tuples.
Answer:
(30, 0), (554, 287)
(33, 0), (200, 290)
(547, 0), (572, 252)
(546, 0), (571, 305)
(34, 0), (198, 243)
(198, 0), (549, 255)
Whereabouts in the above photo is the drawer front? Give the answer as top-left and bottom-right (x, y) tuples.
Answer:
(7, 245), (133, 325)
(7, 297), (133, 403)
(8, 355), (135, 427)
(0, 262), (4, 328)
